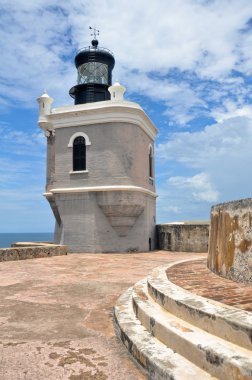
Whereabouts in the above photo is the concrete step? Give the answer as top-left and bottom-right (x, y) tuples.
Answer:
(114, 287), (216, 380)
(133, 279), (252, 380)
(147, 259), (252, 350)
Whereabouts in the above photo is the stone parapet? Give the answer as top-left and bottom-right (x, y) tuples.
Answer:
(157, 222), (209, 253)
(0, 243), (67, 262)
(208, 198), (252, 284)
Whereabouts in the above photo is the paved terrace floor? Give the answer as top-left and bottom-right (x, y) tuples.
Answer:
(167, 259), (252, 312)
(0, 251), (206, 380)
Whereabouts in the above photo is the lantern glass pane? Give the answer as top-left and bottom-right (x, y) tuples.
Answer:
(77, 62), (108, 84)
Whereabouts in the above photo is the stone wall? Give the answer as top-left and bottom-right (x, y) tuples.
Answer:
(208, 198), (252, 284)
(157, 222), (209, 253)
(0, 243), (67, 262)
(50, 121), (155, 192)
(52, 191), (156, 253)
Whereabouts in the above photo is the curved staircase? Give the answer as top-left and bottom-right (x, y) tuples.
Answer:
(114, 258), (252, 380)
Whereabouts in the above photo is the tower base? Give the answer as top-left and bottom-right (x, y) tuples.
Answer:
(48, 190), (156, 253)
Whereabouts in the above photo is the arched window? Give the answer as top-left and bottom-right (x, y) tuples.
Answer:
(73, 136), (86, 171)
(149, 145), (153, 178)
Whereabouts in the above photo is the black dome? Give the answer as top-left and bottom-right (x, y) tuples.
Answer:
(74, 45), (115, 71)
(69, 39), (115, 105)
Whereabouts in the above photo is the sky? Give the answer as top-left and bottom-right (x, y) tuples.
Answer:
(1, 0), (252, 232)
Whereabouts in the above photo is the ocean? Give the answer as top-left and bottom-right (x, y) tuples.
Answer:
(0, 233), (54, 248)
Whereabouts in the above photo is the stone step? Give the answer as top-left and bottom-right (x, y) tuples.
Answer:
(114, 287), (216, 380)
(133, 279), (252, 380)
(147, 259), (252, 350)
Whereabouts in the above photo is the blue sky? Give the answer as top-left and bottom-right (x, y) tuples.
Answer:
(1, 0), (252, 232)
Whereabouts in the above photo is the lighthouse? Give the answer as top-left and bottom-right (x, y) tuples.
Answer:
(38, 33), (158, 253)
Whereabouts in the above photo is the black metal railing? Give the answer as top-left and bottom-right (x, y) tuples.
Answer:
(76, 46), (114, 56)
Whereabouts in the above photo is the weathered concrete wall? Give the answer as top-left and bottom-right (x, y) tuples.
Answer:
(157, 222), (209, 253)
(208, 198), (252, 284)
(50, 122), (155, 192)
(0, 243), (67, 262)
(53, 191), (156, 253)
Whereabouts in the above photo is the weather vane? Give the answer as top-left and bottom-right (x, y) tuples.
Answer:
(89, 26), (100, 40)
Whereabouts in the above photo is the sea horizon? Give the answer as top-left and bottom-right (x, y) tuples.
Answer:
(0, 232), (54, 249)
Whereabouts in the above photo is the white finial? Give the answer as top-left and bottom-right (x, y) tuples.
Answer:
(37, 91), (54, 128)
(108, 81), (126, 101)
(39, 90), (51, 99)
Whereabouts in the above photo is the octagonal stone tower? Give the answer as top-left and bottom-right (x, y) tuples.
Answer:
(38, 38), (158, 253)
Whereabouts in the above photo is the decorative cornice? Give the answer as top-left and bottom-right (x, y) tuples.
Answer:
(42, 101), (158, 140)
(44, 185), (158, 198)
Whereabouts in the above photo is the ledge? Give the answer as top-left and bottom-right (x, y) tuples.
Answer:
(44, 185), (158, 198)
(69, 170), (88, 174)
(40, 100), (158, 140)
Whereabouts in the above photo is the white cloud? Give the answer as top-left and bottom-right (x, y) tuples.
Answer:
(156, 115), (252, 221)
(211, 103), (252, 122)
(157, 116), (252, 168)
(168, 172), (219, 202)
(122, 71), (207, 125)
(0, 124), (46, 158)
(1, 0), (252, 120)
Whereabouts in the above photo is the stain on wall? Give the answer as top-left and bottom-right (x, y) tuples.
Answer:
(208, 198), (252, 284)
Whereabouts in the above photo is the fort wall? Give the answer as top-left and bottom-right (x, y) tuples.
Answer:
(0, 243), (67, 262)
(157, 222), (209, 253)
(208, 198), (252, 284)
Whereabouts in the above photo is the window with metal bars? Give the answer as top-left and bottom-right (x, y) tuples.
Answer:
(73, 136), (86, 171)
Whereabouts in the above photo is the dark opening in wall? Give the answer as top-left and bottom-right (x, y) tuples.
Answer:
(149, 238), (151, 251)
(167, 232), (172, 250)
(73, 136), (86, 171)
